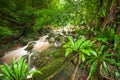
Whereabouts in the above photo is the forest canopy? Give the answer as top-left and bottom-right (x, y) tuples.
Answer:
(0, 0), (120, 44)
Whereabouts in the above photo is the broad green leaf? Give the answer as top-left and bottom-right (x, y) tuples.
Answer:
(21, 59), (28, 77)
(74, 37), (84, 50)
(63, 42), (72, 48)
(104, 58), (116, 65)
(63, 44), (69, 48)
(18, 58), (24, 79)
(98, 45), (105, 54)
(12, 58), (19, 79)
(68, 36), (74, 46)
(65, 49), (72, 57)
(102, 9), (105, 16)
(97, 37), (108, 42)
(114, 35), (120, 49)
(104, 53), (114, 57)
(80, 40), (91, 49)
(81, 49), (91, 56)
(28, 70), (42, 76)
(88, 49), (97, 56)
(81, 54), (85, 62)
(88, 60), (98, 78)
(116, 63), (120, 67)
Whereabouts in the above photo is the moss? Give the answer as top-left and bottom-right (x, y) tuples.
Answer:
(33, 57), (66, 80)
(31, 46), (69, 80)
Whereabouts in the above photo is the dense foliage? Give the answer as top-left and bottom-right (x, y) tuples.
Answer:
(0, 58), (29, 80)
(0, 0), (120, 80)
(0, 0), (119, 42)
(0, 58), (41, 80)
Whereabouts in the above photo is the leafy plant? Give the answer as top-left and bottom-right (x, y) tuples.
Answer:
(0, 58), (29, 80)
(87, 45), (119, 79)
(0, 26), (13, 36)
(114, 35), (120, 50)
(0, 58), (41, 80)
(95, 27), (120, 45)
(63, 36), (95, 62)
(63, 36), (96, 80)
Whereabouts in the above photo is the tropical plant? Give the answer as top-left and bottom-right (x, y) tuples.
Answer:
(0, 58), (29, 80)
(63, 36), (96, 62)
(86, 45), (120, 80)
(63, 36), (96, 80)
(0, 57), (41, 80)
(95, 27), (118, 43)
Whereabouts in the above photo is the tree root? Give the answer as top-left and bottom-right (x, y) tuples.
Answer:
(46, 53), (78, 80)
(71, 55), (81, 80)
(100, 64), (113, 80)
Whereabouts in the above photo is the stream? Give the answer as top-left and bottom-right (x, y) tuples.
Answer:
(0, 35), (51, 65)
(0, 28), (84, 80)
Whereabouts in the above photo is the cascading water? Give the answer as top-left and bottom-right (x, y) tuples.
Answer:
(0, 35), (51, 65)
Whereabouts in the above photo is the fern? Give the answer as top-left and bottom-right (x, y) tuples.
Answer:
(0, 26), (13, 36)
(0, 58), (29, 80)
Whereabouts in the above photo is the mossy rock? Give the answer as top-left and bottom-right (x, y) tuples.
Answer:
(33, 57), (66, 80)
(30, 46), (67, 80)
(30, 46), (84, 80)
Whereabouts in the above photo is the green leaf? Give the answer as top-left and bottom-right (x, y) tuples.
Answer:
(63, 43), (69, 48)
(88, 49), (97, 56)
(65, 49), (72, 57)
(88, 60), (98, 78)
(0, 58), (30, 80)
(102, 8), (105, 16)
(98, 45), (105, 54)
(81, 54), (86, 62)
(74, 37), (84, 50)
(0, 65), (10, 77)
(28, 69), (42, 76)
(12, 58), (19, 79)
(2, 63), (14, 79)
(104, 53), (114, 57)
(80, 40), (91, 49)
(86, 58), (95, 66)
(102, 62), (109, 74)
(114, 35), (120, 49)
(104, 58), (116, 65)
(97, 37), (108, 42)
(68, 36), (74, 46)
(116, 63), (120, 67)
(81, 49), (91, 56)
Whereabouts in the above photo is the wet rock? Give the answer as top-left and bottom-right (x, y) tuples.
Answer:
(29, 46), (66, 80)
